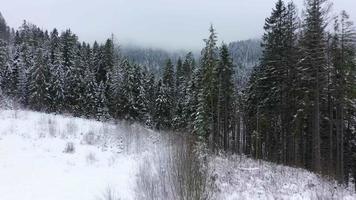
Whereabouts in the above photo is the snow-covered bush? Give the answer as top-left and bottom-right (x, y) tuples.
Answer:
(48, 117), (57, 137)
(65, 121), (78, 138)
(98, 186), (121, 200)
(82, 131), (97, 145)
(63, 142), (75, 153)
(0, 91), (18, 110)
(86, 152), (97, 164)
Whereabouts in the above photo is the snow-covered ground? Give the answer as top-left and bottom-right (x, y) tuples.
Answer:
(0, 109), (355, 200)
(210, 155), (356, 200)
(0, 109), (142, 200)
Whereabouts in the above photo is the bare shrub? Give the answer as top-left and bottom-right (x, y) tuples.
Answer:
(135, 133), (213, 200)
(86, 152), (97, 164)
(65, 121), (77, 137)
(48, 118), (57, 137)
(82, 131), (97, 145)
(97, 186), (121, 200)
(37, 115), (48, 138)
(63, 142), (75, 153)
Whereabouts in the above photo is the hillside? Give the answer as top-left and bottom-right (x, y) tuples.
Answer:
(0, 109), (355, 200)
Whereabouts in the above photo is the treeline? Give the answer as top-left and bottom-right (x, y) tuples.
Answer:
(0, 17), (237, 141)
(245, 0), (356, 189)
(0, 0), (355, 191)
(0, 21), (182, 128)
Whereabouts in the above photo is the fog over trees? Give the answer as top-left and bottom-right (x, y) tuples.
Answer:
(0, 0), (355, 197)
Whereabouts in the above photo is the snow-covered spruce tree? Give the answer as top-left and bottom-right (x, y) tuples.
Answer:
(116, 60), (145, 121)
(153, 79), (171, 130)
(107, 62), (123, 119)
(95, 81), (110, 121)
(99, 39), (115, 85)
(17, 40), (33, 107)
(245, 0), (299, 162)
(28, 48), (51, 111)
(173, 58), (187, 130)
(182, 52), (195, 81)
(92, 41), (102, 75)
(337, 12), (356, 188)
(157, 59), (175, 129)
(216, 43), (235, 151)
(133, 64), (148, 122)
(48, 28), (65, 113)
(0, 12), (10, 42)
(184, 53), (200, 132)
(0, 39), (11, 95)
(329, 11), (356, 184)
(163, 59), (175, 98)
(141, 66), (156, 127)
(84, 63), (99, 118)
(244, 65), (263, 155)
(116, 59), (131, 119)
(174, 53), (196, 131)
(298, 0), (329, 173)
(60, 30), (81, 114)
(194, 25), (219, 151)
(72, 44), (87, 116)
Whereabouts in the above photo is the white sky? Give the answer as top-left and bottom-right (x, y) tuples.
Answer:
(0, 0), (355, 51)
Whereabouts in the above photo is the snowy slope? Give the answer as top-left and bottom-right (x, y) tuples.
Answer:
(209, 155), (356, 200)
(0, 109), (145, 200)
(0, 109), (355, 200)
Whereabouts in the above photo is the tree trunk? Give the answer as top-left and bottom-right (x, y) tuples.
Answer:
(313, 78), (321, 172)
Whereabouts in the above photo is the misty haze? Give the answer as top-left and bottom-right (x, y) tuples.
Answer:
(0, 0), (355, 199)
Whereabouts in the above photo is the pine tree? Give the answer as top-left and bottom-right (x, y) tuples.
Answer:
(60, 30), (81, 113)
(195, 25), (219, 150)
(299, 0), (329, 172)
(107, 63), (122, 119)
(216, 44), (235, 151)
(48, 29), (65, 112)
(163, 59), (175, 95)
(0, 39), (10, 95)
(330, 10), (356, 184)
(0, 12), (10, 42)
(161, 59), (175, 128)
(182, 52), (195, 80)
(244, 0), (300, 162)
(154, 80), (171, 130)
(17, 42), (33, 107)
(83, 66), (98, 118)
(174, 58), (186, 129)
(99, 39), (115, 84)
(28, 48), (50, 111)
(142, 67), (156, 127)
(184, 53), (199, 131)
(95, 81), (110, 121)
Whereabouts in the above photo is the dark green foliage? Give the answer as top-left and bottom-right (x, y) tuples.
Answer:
(0, 2), (355, 191)
(244, 0), (356, 189)
(29, 48), (51, 111)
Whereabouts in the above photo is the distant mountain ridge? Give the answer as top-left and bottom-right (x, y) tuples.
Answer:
(229, 39), (262, 89)
(121, 39), (263, 82)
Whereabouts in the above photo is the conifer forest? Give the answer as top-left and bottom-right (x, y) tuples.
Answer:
(0, 0), (355, 199)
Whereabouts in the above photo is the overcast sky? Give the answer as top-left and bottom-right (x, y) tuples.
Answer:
(0, 0), (355, 51)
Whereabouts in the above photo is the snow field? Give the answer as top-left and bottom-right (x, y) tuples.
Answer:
(0, 109), (355, 200)
(0, 109), (139, 200)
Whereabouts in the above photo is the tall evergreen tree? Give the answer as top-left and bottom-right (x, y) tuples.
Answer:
(48, 29), (64, 112)
(195, 25), (219, 150)
(299, 0), (329, 172)
(28, 48), (50, 111)
(0, 40), (10, 95)
(216, 44), (235, 151)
